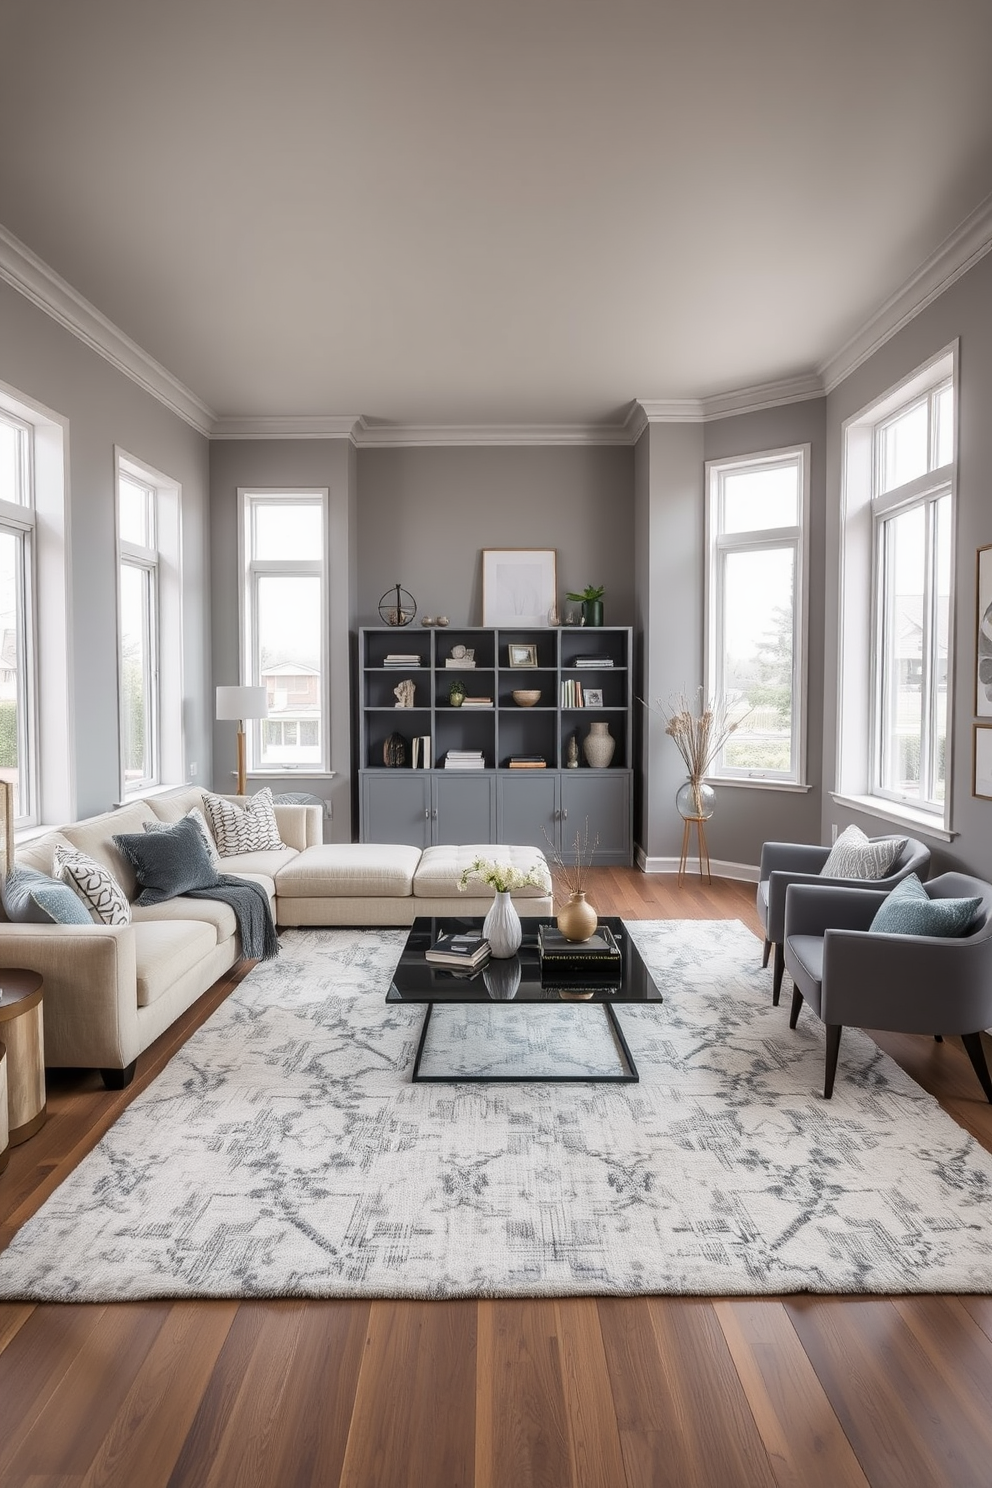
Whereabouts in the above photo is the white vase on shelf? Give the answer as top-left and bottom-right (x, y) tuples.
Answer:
(483, 892), (522, 958)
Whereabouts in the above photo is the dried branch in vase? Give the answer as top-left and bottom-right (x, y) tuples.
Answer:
(543, 818), (599, 901)
(651, 688), (750, 810)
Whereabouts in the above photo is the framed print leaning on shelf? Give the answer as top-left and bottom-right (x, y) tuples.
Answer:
(482, 548), (557, 627)
(975, 724), (992, 801)
(508, 643), (538, 668)
(978, 545), (992, 717)
(584, 688), (604, 707)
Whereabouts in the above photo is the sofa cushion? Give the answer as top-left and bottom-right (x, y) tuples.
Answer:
(275, 843), (421, 899)
(61, 801), (158, 899)
(130, 896), (239, 941)
(12, 830), (74, 879)
(133, 919), (219, 1007)
(146, 786), (209, 824)
(414, 844), (551, 898)
(219, 848), (299, 881)
(1, 865), (93, 925)
(115, 815), (220, 906)
(203, 787), (284, 856)
(54, 845), (132, 926)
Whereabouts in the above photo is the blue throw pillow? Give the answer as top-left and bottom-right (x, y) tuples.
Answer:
(869, 873), (982, 938)
(113, 814), (220, 907)
(1, 865), (93, 925)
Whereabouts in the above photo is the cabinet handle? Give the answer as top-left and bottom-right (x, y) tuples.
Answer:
(432, 809), (438, 819)
(562, 808), (568, 820)
(424, 809), (430, 819)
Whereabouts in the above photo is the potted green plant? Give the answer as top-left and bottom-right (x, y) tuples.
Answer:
(566, 584), (605, 627)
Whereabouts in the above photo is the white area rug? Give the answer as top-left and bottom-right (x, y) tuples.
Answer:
(3, 920), (992, 1301)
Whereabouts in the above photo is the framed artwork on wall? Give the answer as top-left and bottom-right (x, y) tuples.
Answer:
(975, 724), (992, 801)
(482, 548), (557, 628)
(977, 545), (992, 718)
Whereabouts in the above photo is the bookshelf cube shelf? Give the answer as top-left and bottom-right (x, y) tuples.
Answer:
(358, 626), (633, 863)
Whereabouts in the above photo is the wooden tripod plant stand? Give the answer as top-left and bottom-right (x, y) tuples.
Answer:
(677, 814), (711, 887)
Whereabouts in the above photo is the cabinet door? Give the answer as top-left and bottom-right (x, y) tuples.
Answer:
(560, 772), (631, 864)
(361, 773), (431, 847)
(497, 772), (559, 853)
(432, 772), (496, 846)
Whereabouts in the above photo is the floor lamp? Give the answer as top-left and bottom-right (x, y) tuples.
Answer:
(216, 685), (268, 796)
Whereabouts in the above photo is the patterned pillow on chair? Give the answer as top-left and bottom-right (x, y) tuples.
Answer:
(53, 845), (132, 926)
(820, 824), (906, 880)
(202, 786), (285, 857)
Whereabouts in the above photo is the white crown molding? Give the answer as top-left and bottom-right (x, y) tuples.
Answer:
(699, 373), (825, 420)
(819, 189), (992, 393)
(0, 224), (215, 437)
(634, 398), (706, 426)
(210, 414), (361, 440)
(350, 416), (633, 447)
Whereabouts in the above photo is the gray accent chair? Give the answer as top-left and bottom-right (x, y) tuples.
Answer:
(756, 835), (931, 1005)
(783, 872), (992, 1100)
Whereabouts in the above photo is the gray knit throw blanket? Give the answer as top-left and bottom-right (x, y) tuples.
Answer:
(186, 875), (280, 961)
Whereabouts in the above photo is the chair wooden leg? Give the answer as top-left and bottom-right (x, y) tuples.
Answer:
(961, 1033), (992, 1104)
(772, 943), (784, 1006)
(823, 1025), (842, 1099)
(789, 986), (804, 1030)
(761, 939), (771, 969)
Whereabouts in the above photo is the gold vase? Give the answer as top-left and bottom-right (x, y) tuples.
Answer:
(556, 890), (598, 942)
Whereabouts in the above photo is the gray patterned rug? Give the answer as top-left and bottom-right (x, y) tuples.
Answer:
(3, 919), (992, 1301)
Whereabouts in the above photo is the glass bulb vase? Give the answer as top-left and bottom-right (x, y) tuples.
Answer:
(676, 779), (715, 821)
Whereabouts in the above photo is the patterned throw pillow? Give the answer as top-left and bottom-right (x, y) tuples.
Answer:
(53, 845), (132, 926)
(1, 865), (93, 925)
(820, 824), (907, 880)
(202, 786), (284, 857)
(870, 873), (982, 938)
(115, 814), (220, 907)
(144, 807), (222, 868)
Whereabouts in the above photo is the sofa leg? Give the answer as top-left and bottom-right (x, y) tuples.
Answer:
(101, 1060), (137, 1091)
(772, 943), (784, 1006)
(789, 986), (804, 1030)
(961, 1033), (992, 1104)
(761, 938), (771, 969)
(823, 1025), (842, 1099)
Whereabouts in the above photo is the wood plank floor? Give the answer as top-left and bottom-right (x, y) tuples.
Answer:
(1, 869), (991, 1487)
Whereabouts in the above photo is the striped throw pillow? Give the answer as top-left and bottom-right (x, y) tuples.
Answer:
(820, 825), (906, 880)
(203, 787), (285, 857)
(53, 845), (132, 926)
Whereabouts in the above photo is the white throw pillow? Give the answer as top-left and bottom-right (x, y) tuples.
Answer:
(820, 824), (907, 880)
(53, 844), (132, 926)
(202, 786), (285, 857)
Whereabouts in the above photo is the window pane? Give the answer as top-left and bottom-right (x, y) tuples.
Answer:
(0, 530), (24, 814)
(0, 421), (24, 506)
(930, 495), (951, 803)
(256, 574), (322, 766)
(934, 384), (954, 468)
(721, 464), (798, 533)
(119, 477), (152, 547)
(880, 400), (928, 493)
(120, 562), (152, 784)
(720, 546), (795, 773)
(879, 504), (926, 798)
(252, 503), (322, 561)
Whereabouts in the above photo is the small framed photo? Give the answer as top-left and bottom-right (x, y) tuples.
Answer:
(977, 545), (992, 717)
(483, 548), (557, 627)
(975, 724), (992, 800)
(508, 642), (538, 669)
(584, 688), (604, 707)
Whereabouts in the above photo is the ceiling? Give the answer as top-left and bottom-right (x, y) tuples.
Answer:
(2, 0), (992, 431)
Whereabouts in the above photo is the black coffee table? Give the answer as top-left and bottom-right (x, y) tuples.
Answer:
(387, 915), (662, 1083)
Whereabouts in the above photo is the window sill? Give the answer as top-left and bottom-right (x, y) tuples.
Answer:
(829, 792), (956, 842)
(244, 770), (337, 780)
(708, 777), (813, 794)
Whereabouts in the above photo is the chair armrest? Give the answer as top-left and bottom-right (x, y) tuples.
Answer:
(0, 924), (139, 1069)
(822, 931), (992, 1034)
(783, 883), (887, 939)
(760, 842), (830, 878)
(272, 804), (323, 851)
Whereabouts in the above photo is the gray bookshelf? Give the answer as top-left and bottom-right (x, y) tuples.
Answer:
(357, 625), (633, 864)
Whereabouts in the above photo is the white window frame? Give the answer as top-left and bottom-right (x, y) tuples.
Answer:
(704, 444), (810, 786)
(239, 488), (330, 776)
(0, 409), (39, 827)
(836, 345), (957, 836)
(117, 472), (159, 793)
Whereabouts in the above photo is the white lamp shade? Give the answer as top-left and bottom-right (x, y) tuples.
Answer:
(216, 684), (268, 721)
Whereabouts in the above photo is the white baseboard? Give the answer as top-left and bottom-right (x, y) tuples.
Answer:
(635, 845), (759, 883)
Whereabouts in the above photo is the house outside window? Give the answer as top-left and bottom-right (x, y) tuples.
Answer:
(704, 445), (809, 785)
(241, 491), (327, 773)
(0, 411), (38, 824)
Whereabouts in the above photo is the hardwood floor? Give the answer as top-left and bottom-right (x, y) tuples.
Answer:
(1, 869), (992, 1487)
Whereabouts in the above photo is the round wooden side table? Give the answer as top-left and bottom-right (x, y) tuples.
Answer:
(0, 971), (46, 1146)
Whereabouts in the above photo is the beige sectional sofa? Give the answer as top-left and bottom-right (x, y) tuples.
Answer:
(0, 785), (552, 1087)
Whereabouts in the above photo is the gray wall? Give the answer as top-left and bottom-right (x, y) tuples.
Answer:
(355, 445), (635, 626)
(0, 280), (212, 820)
(208, 438), (358, 839)
(823, 248), (992, 878)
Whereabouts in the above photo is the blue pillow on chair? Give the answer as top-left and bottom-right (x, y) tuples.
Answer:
(869, 873), (981, 938)
(1, 865), (93, 925)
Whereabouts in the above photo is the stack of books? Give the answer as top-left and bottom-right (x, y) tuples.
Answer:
(383, 653), (422, 668)
(445, 750), (486, 770)
(508, 755), (546, 769)
(425, 932), (491, 969)
(560, 679), (585, 707)
(573, 656), (614, 668)
(460, 695), (493, 707)
(444, 657), (476, 668)
(410, 736), (432, 768)
(538, 924), (622, 988)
